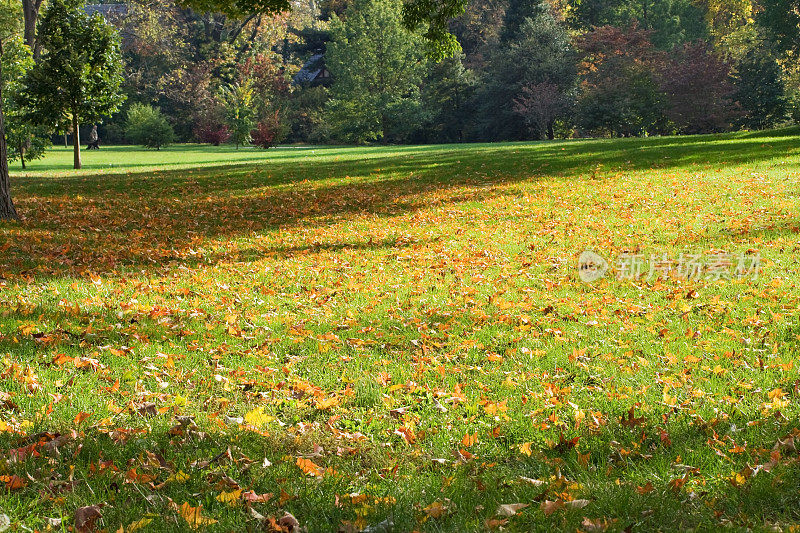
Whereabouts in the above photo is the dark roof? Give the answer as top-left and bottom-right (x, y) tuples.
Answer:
(293, 53), (326, 85)
(84, 4), (129, 18)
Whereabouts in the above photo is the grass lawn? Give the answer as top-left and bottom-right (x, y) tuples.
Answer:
(1, 130), (800, 532)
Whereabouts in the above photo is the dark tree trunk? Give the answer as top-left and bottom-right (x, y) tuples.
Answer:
(72, 115), (82, 170)
(22, 0), (44, 59)
(19, 145), (26, 169)
(547, 121), (555, 141)
(0, 42), (19, 221)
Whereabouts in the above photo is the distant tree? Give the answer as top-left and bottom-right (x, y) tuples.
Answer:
(758, 0), (800, 55)
(2, 38), (50, 169)
(179, 0), (469, 59)
(22, 0), (126, 169)
(513, 82), (571, 140)
(476, 4), (576, 140)
(419, 54), (476, 143)
(732, 45), (787, 129)
(448, 0), (507, 68)
(567, 0), (707, 49)
(194, 122), (231, 146)
(251, 110), (284, 148)
(125, 104), (176, 150)
(221, 82), (256, 148)
(575, 25), (668, 137)
(326, 0), (425, 143)
(659, 41), (739, 133)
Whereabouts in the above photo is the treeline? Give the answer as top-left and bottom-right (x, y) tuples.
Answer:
(309, 0), (798, 143)
(4, 0), (800, 154)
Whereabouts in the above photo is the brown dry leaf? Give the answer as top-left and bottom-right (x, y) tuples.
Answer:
(581, 517), (616, 532)
(540, 500), (564, 516)
(0, 475), (26, 491)
(564, 499), (590, 510)
(423, 500), (450, 519)
(484, 518), (509, 529)
(278, 512), (301, 531)
(75, 505), (103, 533)
(242, 490), (273, 503)
(496, 503), (529, 517)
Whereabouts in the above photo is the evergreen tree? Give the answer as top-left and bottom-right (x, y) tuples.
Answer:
(125, 103), (176, 150)
(419, 54), (476, 143)
(325, 0), (425, 143)
(22, 0), (125, 169)
(733, 45), (787, 129)
(475, 3), (576, 140)
(759, 0), (800, 55)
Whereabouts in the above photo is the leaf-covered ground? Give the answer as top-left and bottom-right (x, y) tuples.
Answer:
(1, 130), (800, 532)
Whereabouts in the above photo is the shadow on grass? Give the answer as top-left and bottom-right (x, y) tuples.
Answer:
(1, 129), (799, 279)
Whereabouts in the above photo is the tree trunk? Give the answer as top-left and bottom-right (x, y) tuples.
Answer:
(64, 133), (68, 148)
(547, 121), (555, 141)
(0, 42), (19, 221)
(19, 145), (26, 169)
(22, 0), (44, 59)
(72, 115), (82, 170)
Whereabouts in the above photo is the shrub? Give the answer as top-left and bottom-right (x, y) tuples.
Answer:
(125, 104), (175, 150)
(251, 112), (283, 149)
(194, 122), (231, 146)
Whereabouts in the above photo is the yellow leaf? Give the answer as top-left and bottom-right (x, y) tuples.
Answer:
(216, 489), (242, 506)
(316, 396), (339, 410)
(519, 442), (532, 457)
(126, 518), (153, 532)
(244, 407), (274, 428)
(167, 470), (190, 483)
(178, 502), (217, 529)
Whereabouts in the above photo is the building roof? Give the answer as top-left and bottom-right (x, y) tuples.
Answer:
(84, 4), (129, 19)
(293, 53), (327, 85)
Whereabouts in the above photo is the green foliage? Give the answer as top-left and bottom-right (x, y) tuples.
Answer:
(758, 0), (800, 54)
(733, 45), (788, 129)
(21, 0), (126, 133)
(576, 26), (668, 137)
(567, 0), (708, 49)
(221, 81), (256, 148)
(178, 0), (290, 17)
(326, 0), (426, 143)
(125, 103), (176, 150)
(1, 37), (50, 168)
(476, 4), (576, 141)
(402, 0), (467, 59)
(419, 55), (476, 143)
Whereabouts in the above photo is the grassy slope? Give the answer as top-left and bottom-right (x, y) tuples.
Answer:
(1, 130), (800, 531)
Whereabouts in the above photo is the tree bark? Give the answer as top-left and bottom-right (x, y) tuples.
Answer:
(19, 145), (26, 169)
(72, 114), (82, 170)
(0, 41), (19, 221)
(22, 0), (44, 59)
